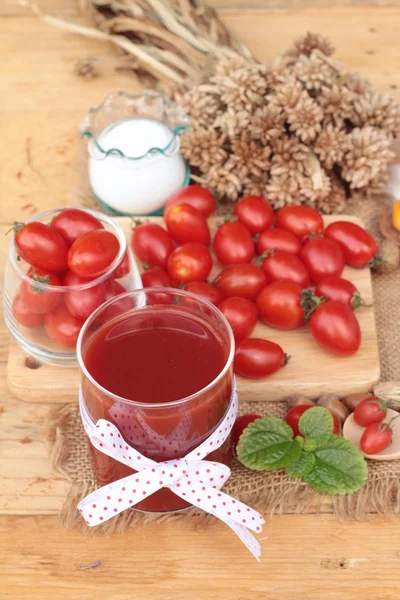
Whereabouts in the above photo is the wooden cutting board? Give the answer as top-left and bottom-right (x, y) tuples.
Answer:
(7, 215), (380, 403)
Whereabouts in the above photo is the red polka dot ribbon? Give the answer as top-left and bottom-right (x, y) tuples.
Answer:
(78, 380), (265, 560)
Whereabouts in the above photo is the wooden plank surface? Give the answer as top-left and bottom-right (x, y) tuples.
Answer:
(3, 514), (400, 600)
(1, 4), (400, 600)
(2, 0), (398, 16)
(6, 215), (379, 403)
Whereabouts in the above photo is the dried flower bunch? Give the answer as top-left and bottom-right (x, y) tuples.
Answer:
(28, 1), (399, 212)
(29, 0), (254, 85)
(176, 33), (400, 212)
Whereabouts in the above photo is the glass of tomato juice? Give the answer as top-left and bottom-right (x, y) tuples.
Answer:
(77, 288), (235, 512)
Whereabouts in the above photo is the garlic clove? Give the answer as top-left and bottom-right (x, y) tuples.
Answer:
(286, 395), (315, 408)
(342, 392), (373, 412)
(317, 395), (350, 423)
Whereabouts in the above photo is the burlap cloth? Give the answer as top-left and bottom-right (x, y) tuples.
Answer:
(49, 195), (400, 533)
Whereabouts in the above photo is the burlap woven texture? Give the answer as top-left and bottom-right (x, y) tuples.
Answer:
(49, 196), (400, 533)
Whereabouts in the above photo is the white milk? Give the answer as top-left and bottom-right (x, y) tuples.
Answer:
(89, 118), (187, 215)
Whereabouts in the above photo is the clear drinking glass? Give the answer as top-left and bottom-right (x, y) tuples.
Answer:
(4, 208), (142, 367)
(77, 288), (235, 513)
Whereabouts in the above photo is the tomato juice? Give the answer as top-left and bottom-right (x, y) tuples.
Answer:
(79, 290), (234, 512)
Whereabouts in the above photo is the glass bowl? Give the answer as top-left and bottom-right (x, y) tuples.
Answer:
(4, 208), (142, 367)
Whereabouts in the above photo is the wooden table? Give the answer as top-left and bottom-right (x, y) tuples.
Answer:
(1, 2), (400, 598)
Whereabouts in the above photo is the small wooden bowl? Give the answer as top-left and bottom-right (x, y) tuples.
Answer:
(343, 408), (400, 460)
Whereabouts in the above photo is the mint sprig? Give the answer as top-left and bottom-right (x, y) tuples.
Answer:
(237, 407), (367, 496)
(237, 417), (302, 471)
(299, 406), (333, 446)
(302, 436), (368, 494)
(286, 451), (316, 478)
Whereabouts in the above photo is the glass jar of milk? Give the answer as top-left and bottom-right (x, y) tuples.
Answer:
(81, 91), (190, 216)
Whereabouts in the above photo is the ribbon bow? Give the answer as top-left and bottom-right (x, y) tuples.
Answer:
(78, 382), (265, 560)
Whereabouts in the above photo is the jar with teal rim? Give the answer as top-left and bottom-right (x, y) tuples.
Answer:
(81, 91), (191, 217)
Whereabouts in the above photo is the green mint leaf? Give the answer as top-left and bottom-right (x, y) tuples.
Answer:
(303, 439), (318, 452)
(286, 451), (316, 478)
(295, 435), (305, 449)
(299, 407), (333, 445)
(237, 417), (302, 471)
(302, 435), (368, 495)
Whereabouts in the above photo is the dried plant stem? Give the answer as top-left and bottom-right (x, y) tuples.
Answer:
(189, 173), (207, 184)
(25, 2), (187, 83)
(374, 382), (400, 407)
(22, 0), (254, 86)
(143, 0), (243, 62)
(98, 15), (206, 68)
(307, 149), (324, 189)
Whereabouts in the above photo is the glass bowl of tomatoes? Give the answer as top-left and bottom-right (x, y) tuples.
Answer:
(4, 207), (142, 367)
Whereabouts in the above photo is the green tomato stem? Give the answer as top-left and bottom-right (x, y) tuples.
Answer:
(351, 292), (372, 310)
(381, 412), (400, 431)
(300, 288), (326, 321)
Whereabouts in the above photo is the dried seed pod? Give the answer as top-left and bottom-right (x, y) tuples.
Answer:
(342, 392), (373, 411)
(286, 395), (315, 408)
(317, 394), (350, 423)
(374, 238), (400, 274)
(373, 381), (400, 408)
(379, 203), (400, 244)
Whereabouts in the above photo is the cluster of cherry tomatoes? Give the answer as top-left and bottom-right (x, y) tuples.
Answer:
(12, 209), (128, 348)
(133, 185), (379, 379)
(11, 185), (378, 366)
(354, 396), (398, 455)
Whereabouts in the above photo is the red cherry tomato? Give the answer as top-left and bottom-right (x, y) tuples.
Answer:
(184, 281), (223, 306)
(256, 228), (301, 256)
(131, 222), (174, 269)
(50, 209), (103, 245)
(167, 243), (212, 284)
(44, 304), (84, 348)
(285, 405), (339, 437)
(14, 222), (69, 272)
(275, 206), (324, 240)
(12, 295), (44, 328)
(141, 266), (172, 288)
(20, 269), (62, 314)
(164, 185), (216, 218)
(261, 250), (310, 288)
(325, 221), (378, 268)
(113, 250), (131, 279)
(315, 276), (359, 307)
(360, 422), (393, 455)
(309, 300), (361, 356)
(142, 267), (171, 288)
(68, 230), (120, 278)
(164, 204), (210, 246)
(233, 196), (274, 234)
(218, 296), (258, 343)
(214, 264), (267, 301)
(234, 338), (287, 378)
(140, 267), (172, 305)
(300, 237), (344, 283)
(333, 416), (340, 435)
(105, 279), (127, 299)
(256, 281), (305, 330)
(98, 280), (134, 323)
(285, 405), (312, 437)
(231, 414), (261, 453)
(63, 270), (106, 320)
(213, 221), (255, 266)
(353, 396), (387, 427)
